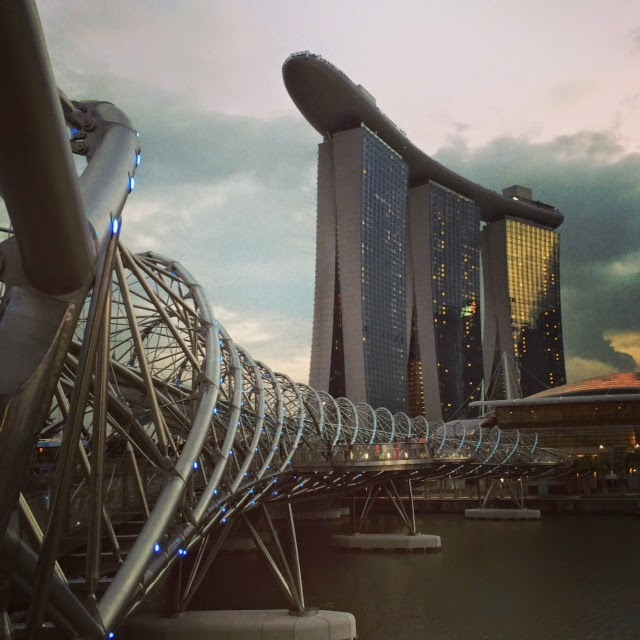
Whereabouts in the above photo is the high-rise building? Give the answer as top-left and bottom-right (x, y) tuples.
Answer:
(283, 52), (566, 416)
(482, 190), (566, 398)
(310, 126), (409, 413)
(408, 182), (483, 420)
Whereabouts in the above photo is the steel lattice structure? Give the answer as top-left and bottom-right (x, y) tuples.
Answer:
(0, 2), (570, 638)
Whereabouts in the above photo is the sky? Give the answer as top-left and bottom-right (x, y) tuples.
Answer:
(30, 0), (640, 385)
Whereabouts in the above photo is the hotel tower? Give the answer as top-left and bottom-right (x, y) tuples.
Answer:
(283, 53), (566, 420)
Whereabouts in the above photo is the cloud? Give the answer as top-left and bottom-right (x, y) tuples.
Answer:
(103, 90), (320, 382)
(435, 130), (640, 381)
(565, 357), (618, 383)
(604, 331), (640, 368)
(214, 304), (311, 383)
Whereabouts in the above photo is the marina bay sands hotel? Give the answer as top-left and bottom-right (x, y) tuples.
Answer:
(283, 52), (566, 420)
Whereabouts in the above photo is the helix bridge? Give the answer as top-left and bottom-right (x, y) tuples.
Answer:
(0, 2), (570, 638)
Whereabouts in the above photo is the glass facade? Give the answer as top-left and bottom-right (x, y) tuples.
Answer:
(505, 217), (566, 396)
(408, 303), (425, 417)
(428, 183), (482, 420)
(360, 126), (409, 412)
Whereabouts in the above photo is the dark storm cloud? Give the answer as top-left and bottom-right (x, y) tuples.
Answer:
(133, 99), (317, 188)
(120, 91), (320, 316)
(435, 131), (640, 376)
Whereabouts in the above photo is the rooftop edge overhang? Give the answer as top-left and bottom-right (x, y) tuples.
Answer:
(469, 394), (640, 409)
(283, 52), (564, 229)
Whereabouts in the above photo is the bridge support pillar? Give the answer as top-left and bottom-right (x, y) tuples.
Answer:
(465, 478), (541, 520)
(332, 479), (442, 551)
(123, 610), (357, 640)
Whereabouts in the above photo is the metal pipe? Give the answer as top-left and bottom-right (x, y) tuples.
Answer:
(260, 505), (302, 609)
(3, 528), (103, 638)
(17, 495), (67, 585)
(179, 522), (236, 612)
(0, 0), (94, 294)
(26, 227), (119, 638)
(407, 479), (417, 534)
(287, 503), (305, 611)
(55, 383), (123, 565)
(126, 442), (150, 518)
(86, 278), (111, 598)
(242, 516), (296, 609)
(77, 102), (139, 244)
(114, 250), (169, 454)
(120, 247), (201, 373)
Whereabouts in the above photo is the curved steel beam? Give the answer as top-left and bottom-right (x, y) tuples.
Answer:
(0, 0), (94, 295)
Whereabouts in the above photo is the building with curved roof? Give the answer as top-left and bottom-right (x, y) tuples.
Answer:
(283, 52), (563, 229)
(472, 373), (640, 455)
(283, 52), (567, 418)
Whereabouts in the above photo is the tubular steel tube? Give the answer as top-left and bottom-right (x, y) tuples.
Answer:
(86, 300), (111, 598)
(0, 0), (94, 294)
(3, 529), (103, 638)
(26, 228), (120, 638)
(114, 251), (169, 455)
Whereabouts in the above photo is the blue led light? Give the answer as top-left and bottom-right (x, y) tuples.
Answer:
(128, 176), (135, 192)
(229, 450), (233, 456)
(153, 543), (161, 553)
(108, 633), (115, 640)
(221, 507), (226, 512)
(214, 489), (218, 495)
(136, 153), (141, 167)
(111, 218), (120, 235)
(222, 517), (227, 523)
(178, 548), (187, 557)
(193, 461), (199, 470)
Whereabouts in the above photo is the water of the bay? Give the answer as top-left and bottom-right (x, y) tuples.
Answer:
(192, 512), (640, 639)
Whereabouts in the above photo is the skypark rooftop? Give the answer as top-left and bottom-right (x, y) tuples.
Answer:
(283, 52), (564, 229)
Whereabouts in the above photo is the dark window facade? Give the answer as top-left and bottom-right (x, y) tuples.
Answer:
(360, 127), (409, 413)
(505, 217), (566, 395)
(429, 183), (482, 420)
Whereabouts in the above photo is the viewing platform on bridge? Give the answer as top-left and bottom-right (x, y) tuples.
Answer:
(290, 441), (567, 474)
(291, 442), (457, 471)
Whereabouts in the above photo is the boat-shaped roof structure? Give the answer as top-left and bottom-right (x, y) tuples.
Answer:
(283, 52), (563, 229)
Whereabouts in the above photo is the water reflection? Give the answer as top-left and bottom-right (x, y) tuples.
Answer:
(193, 512), (640, 640)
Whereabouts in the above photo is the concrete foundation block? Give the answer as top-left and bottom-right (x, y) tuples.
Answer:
(295, 508), (344, 521)
(465, 508), (541, 520)
(124, 610), (356, 640)
(330, 533), (441, 551)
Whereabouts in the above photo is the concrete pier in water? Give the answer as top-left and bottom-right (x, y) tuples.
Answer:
(331, 533), (441, 550)
(124, 610), (356, 640)
(465, 508), (541, 520)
